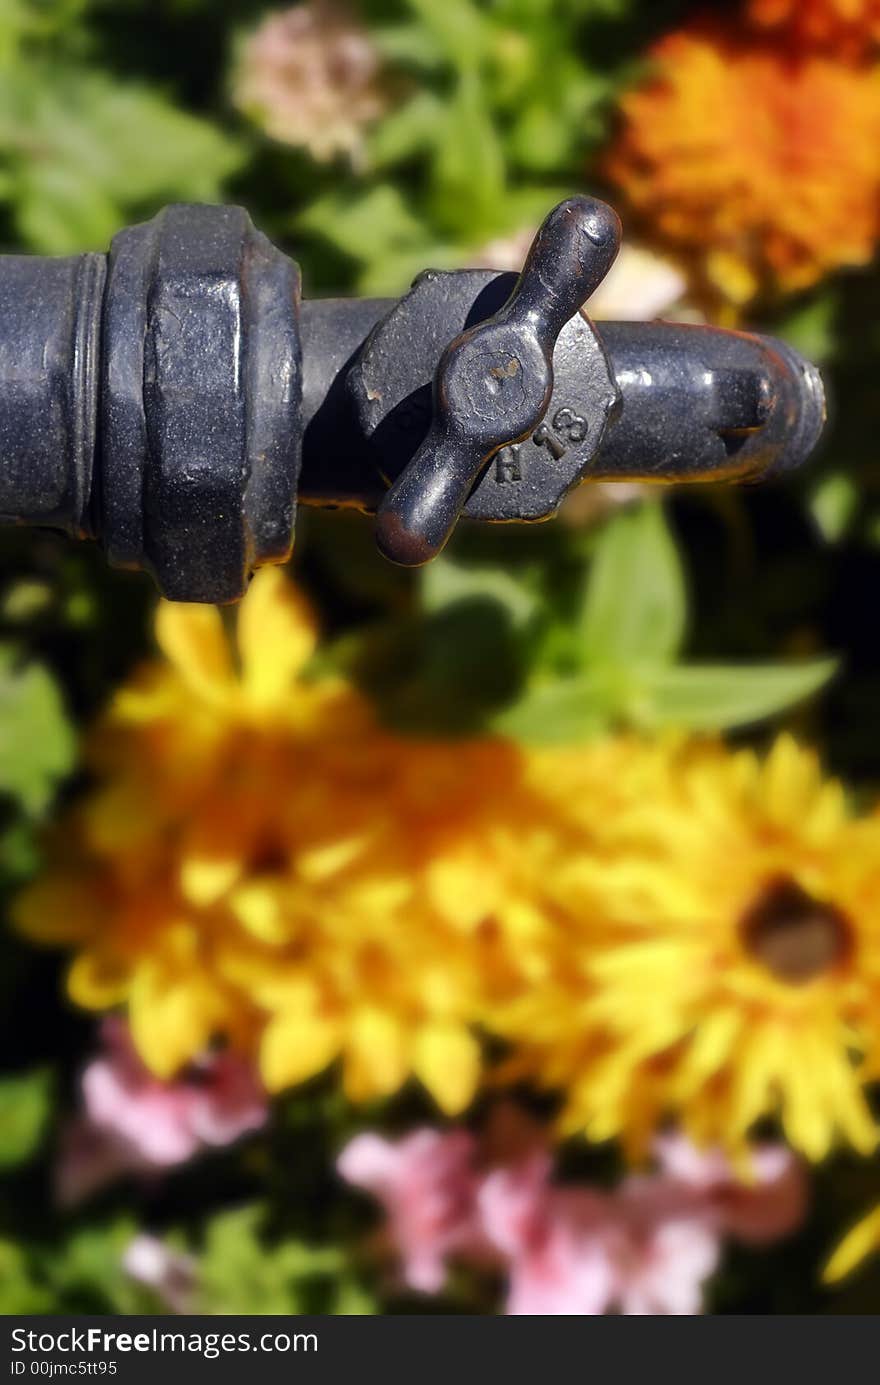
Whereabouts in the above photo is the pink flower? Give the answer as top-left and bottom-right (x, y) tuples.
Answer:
(478, 1156), (615, 1315)
(480, 1153), (719, 1316)
(337, 1129), (481, 1293)
(56, 1019), (267, 1202)
(233, 3), (387, 163)
(82, 1017), (267, 1166)
(122, 1234), (197, 1314)
(339, 1123), (806, 1315)
(654, 1134), (808, 1245)
(607, 1175), (721, 1315)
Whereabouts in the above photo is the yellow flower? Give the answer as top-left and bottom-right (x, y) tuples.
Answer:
(824, 1204), (880, 1283)
(494, 736), (880, 1162)
(14, 568), (552, 1114)
(604, 20), (880, 305)
(18, 572), (880, 1158)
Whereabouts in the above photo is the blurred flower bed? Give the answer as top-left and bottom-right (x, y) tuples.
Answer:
(3, 0), (880, 1316)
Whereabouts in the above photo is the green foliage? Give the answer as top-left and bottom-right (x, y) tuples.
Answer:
(0, 0), (241, 253)
(0, 1220), (152, 1315)
(0, 649), (75, 815)
(46, 1220), (148, 1314)
(776, 291), (838, 367)
(509, 502), (836, 741)
(507, 503), (835, 741)
(0, 1239), (54, 1314)
(629, 659), (838, 734)
(578, 500), (687, 665)
(421, 550), (540, 629)
(332, 503), (835, 740)
(5, 72), (242, 254)
(298, 0), (628, 291)
(810, 474), (858, 544)
(188, 1207), (375, 1315)
(0, 1066), (52, 1171)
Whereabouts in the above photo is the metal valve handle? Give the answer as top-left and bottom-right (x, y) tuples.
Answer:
(0, 197), (826, 602)
(375, 197), (622, 566)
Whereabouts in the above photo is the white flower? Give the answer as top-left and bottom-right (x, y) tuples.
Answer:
(233, 3), (387, 163)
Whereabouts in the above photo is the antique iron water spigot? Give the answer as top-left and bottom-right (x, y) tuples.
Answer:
(0, 195), (826, 602)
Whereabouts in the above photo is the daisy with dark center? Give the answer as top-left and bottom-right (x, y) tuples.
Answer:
(494, 737), (880, 1162)
(738, 877), (854, 987)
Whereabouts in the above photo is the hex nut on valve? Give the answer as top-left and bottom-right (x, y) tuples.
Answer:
(101, 205), (303, 602)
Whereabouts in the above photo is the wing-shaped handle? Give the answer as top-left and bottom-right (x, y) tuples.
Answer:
(375, 196), (621, 565)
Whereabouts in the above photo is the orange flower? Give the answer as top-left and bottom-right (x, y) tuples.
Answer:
(748, 0), (880, 57)
(604, 21), (880, 304)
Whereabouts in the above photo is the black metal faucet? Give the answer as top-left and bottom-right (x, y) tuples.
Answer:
(0, 195), (826, 602)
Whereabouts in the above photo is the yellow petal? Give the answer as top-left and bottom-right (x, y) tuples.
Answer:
(67, 949), (132, 1010)
(229, 881), (289, 945)
(181, 854), (242, 908)
(706, 249), (757, 306)
(824, 1206), (880, 1285)
(178, 795), (265, 906)
(412, 1023), (480, 1115)
(260, 1008), (340, 1091)
(13, 875), (103, 944)
(237, 567), (318, 708)
(120, 924), (226, 1077)
(762, 734), (815, 824)
(344, 875), (412, 918)
(343, 1009), (408, 1102)
(128, 966), (221, 1079)
(780, 1037), (834, 1163)
(296, 835), (372, 882)
(83, 779), (168, 854)
(154, 601), (232, 702)
(426, 854), (498, 931)
(675, 1007), (741, 1092)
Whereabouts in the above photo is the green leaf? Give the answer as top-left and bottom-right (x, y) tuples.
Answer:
(1, 580), (54, 623)
(367, 90), (446, 169)
(493, 656), (837, 741)
(0, 650), (75, 813)
(299, 185), (429, 271)
(0, 1240), (52, 1314)
(630, 658), (838, 733)
(810, 473), (858, 544)
(492, 673), (612, 742)
(776, 289), (838, 365)
(48, 1218), (147, 1314)
(430, 74), (506, 236)
(579, 502), (687, 667)
(0, 1219), (148, 1315)
(1, 61), (242, 254)
(421, 555), (539, 629)
(0, 1067), (52, 1171)
(0, 820), (40, 880)
(196, 1206), (373, 1315)
(358, 242), (464, 296)
(373, 23), (448, 71)
(505, 67), (613, 172)
(402, 0), (491, 68)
